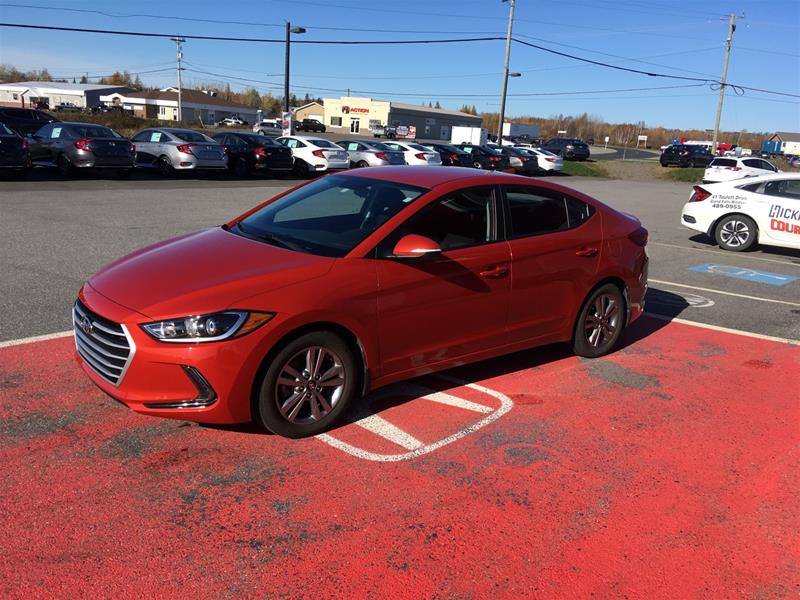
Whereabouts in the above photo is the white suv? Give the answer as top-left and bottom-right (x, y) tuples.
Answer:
(703, 156), (778, 183)
(277, 135), (349, 175)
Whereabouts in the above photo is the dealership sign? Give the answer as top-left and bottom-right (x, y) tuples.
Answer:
(342, 106), (369, 114)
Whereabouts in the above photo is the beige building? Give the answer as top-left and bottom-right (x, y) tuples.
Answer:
(292, 101), (324, 122)
(323, 96), (481, 139)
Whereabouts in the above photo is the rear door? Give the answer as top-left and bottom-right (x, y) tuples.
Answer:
(501, 184), (602, 343)
(131, 130), (157, 165)
(374, 186), (511, 376)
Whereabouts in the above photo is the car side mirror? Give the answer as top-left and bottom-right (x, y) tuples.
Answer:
(392, 234), (442, 258)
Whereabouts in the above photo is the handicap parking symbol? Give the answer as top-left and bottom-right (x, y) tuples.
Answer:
(688, 263), (797, 286)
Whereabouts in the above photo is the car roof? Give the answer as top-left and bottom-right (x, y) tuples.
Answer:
(339, 165), (549, 188)
(707, 172), (800, 186)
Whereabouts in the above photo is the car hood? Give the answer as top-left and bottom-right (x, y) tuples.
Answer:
(88, 227), (334, 318)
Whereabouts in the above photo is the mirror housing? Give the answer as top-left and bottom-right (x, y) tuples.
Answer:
(392, 234), (442, 258)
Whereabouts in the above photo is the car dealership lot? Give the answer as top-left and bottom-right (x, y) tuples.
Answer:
(1, 174), (798, 597)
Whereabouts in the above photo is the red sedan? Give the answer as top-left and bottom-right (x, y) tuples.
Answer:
(74, 167), (648, 437)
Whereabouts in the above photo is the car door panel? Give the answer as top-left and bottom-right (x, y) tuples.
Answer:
(503, 186), (602, 343)
(759, 180), (800, 248)
(374, 186), (511, 376)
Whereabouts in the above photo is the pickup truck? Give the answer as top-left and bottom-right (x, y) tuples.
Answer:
(369, 124), (397, 139)
(295, 119), (326, 133)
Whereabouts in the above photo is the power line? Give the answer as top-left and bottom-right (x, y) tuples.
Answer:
(0, 22), (503, 44)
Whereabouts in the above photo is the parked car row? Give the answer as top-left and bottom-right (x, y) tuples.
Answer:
(1, 116), (564, 179)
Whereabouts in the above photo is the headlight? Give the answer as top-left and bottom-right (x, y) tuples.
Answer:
(141, 311), (274, 343)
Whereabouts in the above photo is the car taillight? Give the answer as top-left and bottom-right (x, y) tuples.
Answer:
(254, 146), (269, 158)
(450, 154), (460, 162)
(20, 138), (29, 151)
(74, 138), (93, 152)
(129, 142), (136, 154)
(415, 153), (427, 160)
(680, 151), (689, 155)
(519, 156), (529, 162)
(176, 143), (194, 155)
(489, 155), (501, 162)
(689, 185), (711, 202)
(375, 151), (387, 160)
(312, 149), (326, 158)
(545, 157), (556, 162)
(628, 226), (649, 247)
(730, 166), (741, 171)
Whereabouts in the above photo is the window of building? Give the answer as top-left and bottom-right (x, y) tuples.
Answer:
(330, 116), (342, 126)
(424, 125), (431, 136)
(12, 93), (18, 100)
(425, 118), (436, 125)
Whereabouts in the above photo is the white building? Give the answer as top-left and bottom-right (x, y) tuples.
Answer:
(0, 81), (134, 109)
(100, 87), (257, 123)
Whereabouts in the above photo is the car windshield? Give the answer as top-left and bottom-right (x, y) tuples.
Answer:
(68, 125), (120, 138)
(310, 139), (339, 148)
(235, 175), (428, 257)
(171, 130), (215, 143)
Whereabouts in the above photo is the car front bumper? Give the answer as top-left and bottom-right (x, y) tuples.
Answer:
(74, 284), (285, 424)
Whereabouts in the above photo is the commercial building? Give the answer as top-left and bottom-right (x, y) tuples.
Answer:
(322, 96), (481, 139)
(99, 88), (258, 123)
(0, 81), (134, 109)
(292, 101), (324, 122)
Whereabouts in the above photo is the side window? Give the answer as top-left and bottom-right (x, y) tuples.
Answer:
(505, 187), (571, 237)
(383, 187), (495, 253)
(131, 131), (150, 142)
(565, 196), (596, 228)
(385, 143), (401, 151)
(50, 126), (63, 139)
(742, 159), (760, 169)
(285, 139), (298, 148)
(346, 142), (359, 151)
(149, 131), (163, 143)
(35, 124), (53, 138)
(764, 180), (800, 199)
(760, 160), (777, 172)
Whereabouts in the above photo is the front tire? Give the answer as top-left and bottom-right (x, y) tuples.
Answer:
(293, 158), (309, 177)
(715, 214), (757, 251)
(255, 331), (359, 438)
(573, 284), (625, 358)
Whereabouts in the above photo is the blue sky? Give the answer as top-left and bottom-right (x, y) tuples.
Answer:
(1, 0), (798, 133)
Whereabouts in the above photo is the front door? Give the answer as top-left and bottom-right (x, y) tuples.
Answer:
(350, 118), (360, 134)
(374, 186), (511, 377)
(501, 184), (602, 343)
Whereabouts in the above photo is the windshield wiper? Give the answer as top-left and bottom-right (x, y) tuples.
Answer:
(234, 222), (301, 251)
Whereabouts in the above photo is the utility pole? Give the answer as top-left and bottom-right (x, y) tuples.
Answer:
(712, 14), (738, 154)
(170, 36), (185, 122)
(284, 22), (306, 131)
(497, 0), (516, 143)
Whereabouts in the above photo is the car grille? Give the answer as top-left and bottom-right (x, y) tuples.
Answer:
(73, 299), (135, 386)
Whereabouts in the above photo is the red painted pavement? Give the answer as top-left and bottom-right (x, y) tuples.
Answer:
(1, 317), (797, 598)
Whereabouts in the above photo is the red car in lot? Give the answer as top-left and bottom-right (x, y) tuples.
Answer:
(74, 167), (648, 437)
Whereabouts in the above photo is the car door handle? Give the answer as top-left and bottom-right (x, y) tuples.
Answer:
(575, 247), (598, 257)
(479, 265), (509, 278)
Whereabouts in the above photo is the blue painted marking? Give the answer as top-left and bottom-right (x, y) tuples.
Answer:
(688, 263), (797, 286)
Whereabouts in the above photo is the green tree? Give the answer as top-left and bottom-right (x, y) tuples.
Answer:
(434, 100), (441, 109)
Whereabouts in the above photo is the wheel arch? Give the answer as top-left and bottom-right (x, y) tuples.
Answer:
(573, 276), (630, 333)
(707, 211), (760, 241)
(249, 320), (369, 421)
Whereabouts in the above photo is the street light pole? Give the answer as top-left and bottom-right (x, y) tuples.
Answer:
(284, 22), (306, 132)
(712, 14), (738, 155)
(497, 0), (516, 143)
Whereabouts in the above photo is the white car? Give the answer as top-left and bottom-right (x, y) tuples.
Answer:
(276, 136), (349, 175)
(703, 156), (778, 184)
(382, 141), (442, 166)
(516, 146), (563, 173)
(218, 117), (245, 127)
(680, 173), (800, 252)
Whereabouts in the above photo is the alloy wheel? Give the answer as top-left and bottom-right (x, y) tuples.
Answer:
(583, 293), (621, 349)
(274, 346), (346, 424)
(719, 219), (750, 248)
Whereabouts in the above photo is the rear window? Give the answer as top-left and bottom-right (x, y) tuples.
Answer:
(68, 125), (119, 138)
(710, 158), (737, 167)
(171, 131), (214, 143)
(310, 139), (339, 148)
(367, 142), (391, 151)
(240, 134), (279, 146)
(408, 143), (430, 152)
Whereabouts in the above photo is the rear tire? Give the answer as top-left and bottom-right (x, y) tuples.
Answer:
(56, 154), (72, 178)
(715, 214), (757, 252)
(573, 284), (625, 358)
(356, 160), (369, 168)
(157, 156), (173, 177)
(255, 331), (359, 438)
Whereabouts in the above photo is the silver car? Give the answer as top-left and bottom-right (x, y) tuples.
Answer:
(336, 139), (406, 167)
(131, 127), (227, 176)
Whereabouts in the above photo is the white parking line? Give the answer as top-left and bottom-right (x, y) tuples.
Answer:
(649, 241), (800, 268)
(349, 413), (425, 450)
(645, 313), (800, 345)
(649, 279), (800, 307)
(0, 330), (72, 349)
(404, 384), (493, 413)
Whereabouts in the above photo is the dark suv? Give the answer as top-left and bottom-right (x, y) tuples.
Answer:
(540, 137), (590, 161)
(0, 107), (59, 136)
(659, 144), (714, 168)
(295, 119), (326, 133)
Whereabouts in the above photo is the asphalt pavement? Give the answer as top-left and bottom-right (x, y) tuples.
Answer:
(1, 172), (798, 342)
